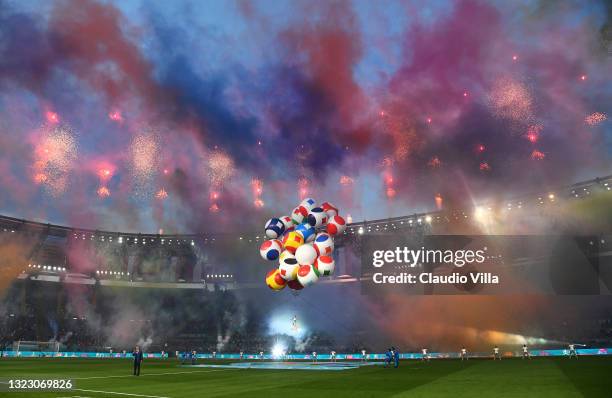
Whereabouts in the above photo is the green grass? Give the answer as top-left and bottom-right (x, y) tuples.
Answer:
(1, 356), (611, 397)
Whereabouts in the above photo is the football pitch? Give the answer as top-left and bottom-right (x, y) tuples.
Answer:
(1, 357), (611, 397)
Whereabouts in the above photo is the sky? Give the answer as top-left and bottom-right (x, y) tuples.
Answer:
(0, 0), (610, 233)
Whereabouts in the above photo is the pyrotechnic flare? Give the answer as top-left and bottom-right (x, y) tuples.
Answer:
(97, 186), (111, 198)
(108, 110), (123, 122)
(531, 150), (545, 160)
(298, 177), (310, 200)
(156, 188), (168, 200)
(525, 124), (542, 143)
(339, 175), (354, 185)
(45, 111), (59, 124)
(428, 156), (442, 168)
(251, 178), (264, 208)
(435, 193), (443, 210)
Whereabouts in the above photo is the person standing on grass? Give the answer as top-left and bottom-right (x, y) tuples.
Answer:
(568, 344), (577, 359)
(361, 349), (367, 362)
(132, 346), (143, 376)
(493, 346), (501, 360)
(522, 344), (530, 359)
(392, 347), (399, 368)
(460, 347), (468, 361)
(330, 350), (336, 362)
(421, 348), (429, 362)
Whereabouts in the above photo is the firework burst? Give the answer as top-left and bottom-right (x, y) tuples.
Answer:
(488, 77), (534, 122)
(585, 112), (607, 126)
(129, 131), (161, 196)
(207, 150), (235, 187)
(33, 124), (78, 196)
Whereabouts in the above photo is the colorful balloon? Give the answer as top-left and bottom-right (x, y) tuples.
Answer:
(279, 256), (299, 281)
(260, 239), (282, 261)
(291, 207), (306, 225)
(266, 269), (286, 291)
(265, 218), (285, 239)
(295, 243), (317, 265)
(280, 216), (294, 232)
(321, 202), (338, 218)
(326, 215), (346, 236)
(279, 250), (296, 264)
(313, 232), (334, 256)
(314, 255), (335, 276)
(295, 223), (315, 242)
(282, 231), (304, 254)
(300, 198), (316, 210)
(297, 264), (319, 286)
(307, 207), (328, 228)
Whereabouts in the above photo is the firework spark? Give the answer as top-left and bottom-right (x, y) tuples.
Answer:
(435, 193), (443, 210)
(339, 175), (354, 185)
(45, 111), (59, 124)
(129, 131), (160, 195)
(488, 77), (533, 122)
(155, 188), (168, 200)
(479, 162), (491, 171)
(298, 176), (310, 200)
(531, 150), (545, 160)
(251, 178), (264, 208)
(585, 112), (607, 126)
(33, 125), (78, 196)
(108, 110), (123, 122)
(97, 186), (111, 198)
(207, 150), (235, 187)
(98, 168), (113, 181)
(525, 124), (542, 143)
(428, 156), (442, 168)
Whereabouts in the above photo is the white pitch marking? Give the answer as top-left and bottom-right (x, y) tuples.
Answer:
(74, 369), (227, 380)
(72, 388), (170, 398)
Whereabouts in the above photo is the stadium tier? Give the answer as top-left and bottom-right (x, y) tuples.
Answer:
(1, 174), (610, 286)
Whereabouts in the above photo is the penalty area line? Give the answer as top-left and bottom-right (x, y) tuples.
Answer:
(74, 369), (228, 380)
(72, 389), (170, 398)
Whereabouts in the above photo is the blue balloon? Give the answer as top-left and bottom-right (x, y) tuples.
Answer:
(295, 223), (315, 242)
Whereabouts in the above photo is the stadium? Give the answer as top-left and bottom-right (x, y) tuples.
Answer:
(1, 0), (611, 397)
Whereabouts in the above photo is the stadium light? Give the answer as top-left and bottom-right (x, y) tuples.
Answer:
(358, 226), (364, 235)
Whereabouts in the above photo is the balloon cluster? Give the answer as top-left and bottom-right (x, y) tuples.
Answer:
(259, 198), (346, 292)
